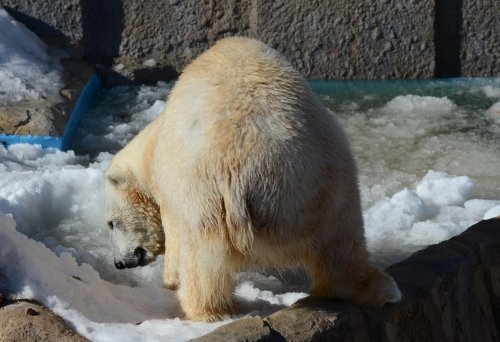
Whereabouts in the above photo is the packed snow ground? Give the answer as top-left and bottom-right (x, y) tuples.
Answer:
(1, 10), (500, 340)
(0, 6), (62, 105)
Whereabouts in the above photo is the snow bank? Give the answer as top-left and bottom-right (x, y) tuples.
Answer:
(0, 6), (62, 105)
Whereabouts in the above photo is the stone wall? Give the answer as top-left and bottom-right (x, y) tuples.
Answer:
(1, 0), (498, 84)
(461, 0), (499, 77)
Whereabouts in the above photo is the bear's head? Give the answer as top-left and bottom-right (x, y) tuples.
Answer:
(105, 166), (165, 269)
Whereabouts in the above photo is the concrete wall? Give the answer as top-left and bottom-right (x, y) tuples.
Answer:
(1, 0), (498, 84)
(461, 0), (499, 77)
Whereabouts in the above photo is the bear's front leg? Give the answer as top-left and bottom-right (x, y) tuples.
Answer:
(160, 206), (180, 290)
(178, 237), (236, 322)
(163, 218), (180, 290)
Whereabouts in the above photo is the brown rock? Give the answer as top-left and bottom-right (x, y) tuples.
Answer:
(265, 298), (371, 342)
(194, 317), (277, 342)
(0, 97), (66, 136)
(0, 301), (89, 342)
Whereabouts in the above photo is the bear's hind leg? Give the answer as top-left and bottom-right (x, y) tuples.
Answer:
(178, 237), (237, 322)
(305, 240), (401, 306)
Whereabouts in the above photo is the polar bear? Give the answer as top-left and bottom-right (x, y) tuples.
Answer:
(105, 37), (401, 322)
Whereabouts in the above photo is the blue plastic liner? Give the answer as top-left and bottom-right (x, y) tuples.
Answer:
(0, 74), (101, 151)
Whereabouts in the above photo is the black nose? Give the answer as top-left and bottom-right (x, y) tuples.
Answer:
(114, 260), (125, 269)
(134, 247), (146, 264)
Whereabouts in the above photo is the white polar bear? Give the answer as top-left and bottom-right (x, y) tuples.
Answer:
(105, 37), (401, 322)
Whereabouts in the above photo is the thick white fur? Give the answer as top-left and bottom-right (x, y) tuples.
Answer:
(105, 37), (401, 322)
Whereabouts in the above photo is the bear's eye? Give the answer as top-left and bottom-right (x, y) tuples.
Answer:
(107, 175), (120, 187)
(107, 220), (114, 230)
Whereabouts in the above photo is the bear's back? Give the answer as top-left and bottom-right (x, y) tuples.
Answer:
(163, 37), (342, 158)
(156, 37), (358, 241)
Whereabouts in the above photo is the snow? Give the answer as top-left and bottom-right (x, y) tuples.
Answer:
(415, 171), (475, 207)
(0, 6), (63, 105)
(484, 205), (500, 220)
(383, 94), (457, 115)
(323, 80), (500, 265)
(1, 11), (499, 341)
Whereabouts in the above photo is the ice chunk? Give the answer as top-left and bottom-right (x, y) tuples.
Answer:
(484, 205), (500, 220)
(416, 171), (475, 207)
(390, 188), (437, 219)
(383, 95), (457, 115)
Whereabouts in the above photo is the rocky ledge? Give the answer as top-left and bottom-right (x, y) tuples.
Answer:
(0, 218), (498, 341)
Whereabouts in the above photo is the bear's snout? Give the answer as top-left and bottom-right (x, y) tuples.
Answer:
(114, 247), (147, 269)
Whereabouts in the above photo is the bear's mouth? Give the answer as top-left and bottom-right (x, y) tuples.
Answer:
(114, 246), (150, 269)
